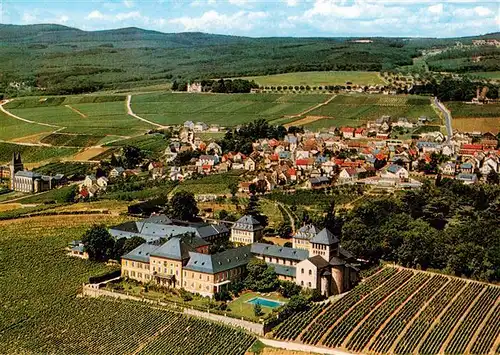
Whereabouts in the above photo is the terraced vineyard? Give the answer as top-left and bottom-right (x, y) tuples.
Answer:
(273, 266), (500, 355)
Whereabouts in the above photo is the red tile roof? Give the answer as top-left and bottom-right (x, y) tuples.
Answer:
(341, 127), (355, 133)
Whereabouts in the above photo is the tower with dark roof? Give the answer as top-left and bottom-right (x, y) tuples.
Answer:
(9, 152), (24, 190)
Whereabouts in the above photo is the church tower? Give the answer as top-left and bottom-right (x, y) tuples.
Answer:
(9, 152), (23, 190)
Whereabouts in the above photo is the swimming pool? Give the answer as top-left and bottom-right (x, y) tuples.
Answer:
(246, 297), (284, 308)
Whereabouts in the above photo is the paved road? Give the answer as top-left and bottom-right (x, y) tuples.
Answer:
(434, 97), (453, 142)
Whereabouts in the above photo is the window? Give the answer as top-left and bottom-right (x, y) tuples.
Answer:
(125, 261), (128, 266)
(206, 276), (209, 281)
(199, 274), (202, 279)
(131, 271), (136, 277)
(132, 262), (135, 267)
(309, 270), (312, 275)
(301, 281), (304, 286)
(308, 282), (312, 287)
(301, 268), (304, 274)
(138, 273), (142, 278)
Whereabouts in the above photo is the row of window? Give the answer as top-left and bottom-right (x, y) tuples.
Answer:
(300, 281), (312, 287)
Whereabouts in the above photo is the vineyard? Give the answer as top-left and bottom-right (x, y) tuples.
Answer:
(0, 214), (256, 355)
(130, 92), (330, 126)
(299, 94), (438, 130)
(0, 142), (78, 164)
(272, 266), (500, 355)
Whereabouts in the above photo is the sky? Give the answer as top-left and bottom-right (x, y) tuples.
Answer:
(0, 0), (499, 38)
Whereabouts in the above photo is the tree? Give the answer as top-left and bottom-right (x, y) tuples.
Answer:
(245, 258), (279, 292)
(487, 170), (499, 185)
(228, 182), (238, 197)
(82, 225), (115, 261)
(170, 191), (199, 221)
(279, 280), (302, 298)
(253, 303), (263, 317)
(112, 236), (146, 259)
(122, 146), (143, 169)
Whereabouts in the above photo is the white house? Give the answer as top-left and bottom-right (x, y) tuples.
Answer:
(194, 122), (208, 132)
(382, 165), (409, 180)
(244, 158), (256, 171)
(97, 176), (108, 188)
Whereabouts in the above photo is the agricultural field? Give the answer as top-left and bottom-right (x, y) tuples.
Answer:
(273, 266), (500, 355)
(106, 133), (170, 157)
(3, 95), (152, 137)
(240, 71), (386, 87)
(296, 94), (438, 130)
(446, 102), (500, 118)
(33, 161), (97, 177)
(0, 142), (78, 164)
(0, 110), (51, 142)
(130, 93), (330, 126)
(40, 133), (105, 147)
(471, 71), (500, 81)
(453, 118), (500, 134)
(177, 170), (246, 196)
(0, 214), (256, 354)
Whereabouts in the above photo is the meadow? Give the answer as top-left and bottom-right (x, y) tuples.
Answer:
(105, 133), (170, 158)
(0, 214), (256, 354)
(130, 93), (330, 126)
(298, 94), (438, 130)
(241, 71), (386, 87)
(0, 110), (51, 142)
(4, 95), (152, 137)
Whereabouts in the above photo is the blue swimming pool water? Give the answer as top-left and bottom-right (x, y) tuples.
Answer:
(246, 297), (284, 308)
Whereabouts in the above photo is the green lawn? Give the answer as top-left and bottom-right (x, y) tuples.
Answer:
(298, 94), (437, 130)
(130, 92), (330, 126)
(177, 171), (245, 196)
(241, 71), (386, 86)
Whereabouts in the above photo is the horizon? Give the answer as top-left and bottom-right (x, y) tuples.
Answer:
(1, 22), (499, 39)
(0, 0), (499, 38)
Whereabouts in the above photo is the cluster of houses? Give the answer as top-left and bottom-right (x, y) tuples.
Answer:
(138, 117), (499, 191)
(93, 214), (360, 298)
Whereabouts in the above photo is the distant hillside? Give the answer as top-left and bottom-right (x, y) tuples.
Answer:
(0, 24), (498, 96)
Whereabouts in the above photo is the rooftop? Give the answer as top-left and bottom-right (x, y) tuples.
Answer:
(184, 245), (252, 274)
(251, 243), (309, 262)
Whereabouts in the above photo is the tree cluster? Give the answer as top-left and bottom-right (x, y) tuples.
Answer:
(219, 118), (287, 154)
(172, 78), (258, 93)
(82, 224), (145, 262)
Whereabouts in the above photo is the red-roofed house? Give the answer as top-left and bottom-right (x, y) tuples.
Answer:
(354, 128), (365, 138)
(296, 158), (314, 170)
(340, 127), (356, 139)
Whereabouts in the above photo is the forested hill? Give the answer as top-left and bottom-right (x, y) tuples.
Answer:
(0, 24), (498, 96)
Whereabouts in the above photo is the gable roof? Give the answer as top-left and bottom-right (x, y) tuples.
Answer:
(251, 243), (309, 261)
(294, 224), (320, 240)
(311, 228), (339, 245)
(184, 245), (252, 274)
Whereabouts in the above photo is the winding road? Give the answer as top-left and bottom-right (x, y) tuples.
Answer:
(126, 95), (166, 129)
(0, 99), (61, 129)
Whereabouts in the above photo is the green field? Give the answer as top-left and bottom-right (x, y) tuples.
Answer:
(0, 142), (78, 164)
(297, 94), (438, 130)
(470, 71), (500, 81)
(446, 102), (500, 118)
(0, 110), (52, 141)
(131, 93), (330, 126)
(106, 133), (170, 157)
(4, 95), (152, 136)
(177, 171), (245, 195)
(0, 214), (255, 354)
(242, 71), (386, 87)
